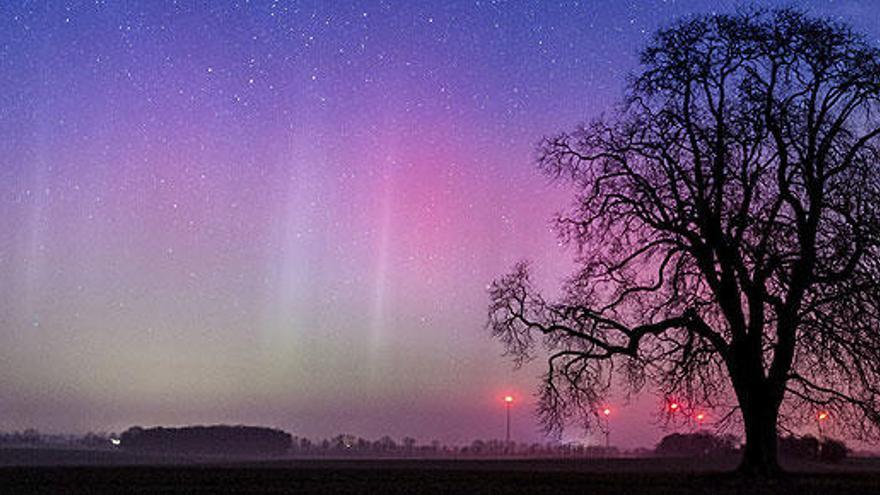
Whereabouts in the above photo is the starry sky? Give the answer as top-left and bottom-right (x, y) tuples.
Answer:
(1, 0), (879, 448)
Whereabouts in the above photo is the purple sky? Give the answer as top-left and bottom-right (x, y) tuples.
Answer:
(1, 1), (879, 449)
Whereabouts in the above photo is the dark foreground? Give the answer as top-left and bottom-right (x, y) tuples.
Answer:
(2, 451), (880, 494)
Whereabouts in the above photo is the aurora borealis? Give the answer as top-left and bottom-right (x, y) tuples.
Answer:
(1, 1), (878, 448)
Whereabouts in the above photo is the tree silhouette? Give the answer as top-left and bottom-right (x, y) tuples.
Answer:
(488, 8), (880, 476)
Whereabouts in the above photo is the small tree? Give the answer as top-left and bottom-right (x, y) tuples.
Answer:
(488, 8), (880, 476)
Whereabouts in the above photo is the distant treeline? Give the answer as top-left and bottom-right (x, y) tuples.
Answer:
(119, 425), (292, 456)
(654, 432), (848, 463)
(0, 428), (852, 462)
(287, 434), (621, 458)
(0, 429), (115, 448)
(0, 429), (622, 458)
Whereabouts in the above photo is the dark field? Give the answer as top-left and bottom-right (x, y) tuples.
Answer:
(2, 450), (880, 494)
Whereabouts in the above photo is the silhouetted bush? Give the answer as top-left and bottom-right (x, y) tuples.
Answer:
(819, 438), (848, 463)
(0, 429), (40, 446)
(78, 432), (111, 447)
(655, 432), (739, 457)
(778, 435), (848, 463)
(119, 425), (292, 456)
(779, 435), (819, 460)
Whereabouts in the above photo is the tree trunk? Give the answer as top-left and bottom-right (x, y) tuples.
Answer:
(738, 400), (781, 477)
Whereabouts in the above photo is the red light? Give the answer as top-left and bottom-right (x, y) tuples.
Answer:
(504, 395), (514, 404)
(817, 411), (829, 421)
(602, 407), (612, 416)
(669, 402), (680, 411)
(695, 412), (705, 422)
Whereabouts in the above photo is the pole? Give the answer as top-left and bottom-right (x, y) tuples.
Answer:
(601, 408), (611, 453)
(505, 402), (511, 446)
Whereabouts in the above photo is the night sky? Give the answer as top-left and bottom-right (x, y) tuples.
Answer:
(2, 1), (879, 448)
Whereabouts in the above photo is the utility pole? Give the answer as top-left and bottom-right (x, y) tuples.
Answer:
(504, 395), (513, 450)
(601, 407), (611, 451)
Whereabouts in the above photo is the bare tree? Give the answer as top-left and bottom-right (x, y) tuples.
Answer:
(488, 8), (880, 476)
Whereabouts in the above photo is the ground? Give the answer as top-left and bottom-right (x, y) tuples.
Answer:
(1, 449), (879, 494)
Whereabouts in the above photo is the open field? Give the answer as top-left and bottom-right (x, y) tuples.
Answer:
(2, 450), (880, 494)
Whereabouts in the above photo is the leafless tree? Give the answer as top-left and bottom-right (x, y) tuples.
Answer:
(488, 8), (880, 476)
